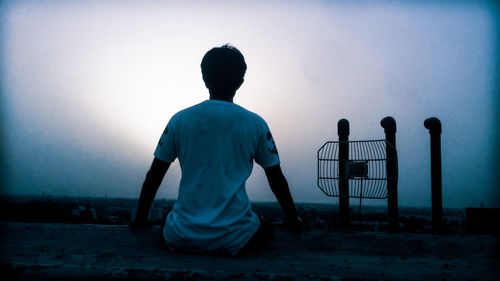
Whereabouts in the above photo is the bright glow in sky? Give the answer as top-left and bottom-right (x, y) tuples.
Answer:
(1, 0), (499, 208)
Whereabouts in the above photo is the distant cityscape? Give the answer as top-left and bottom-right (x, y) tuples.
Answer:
(0, 194), (173, 225)
(0, 194), (471, 232)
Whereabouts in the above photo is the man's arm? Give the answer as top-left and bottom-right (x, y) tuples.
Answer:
(264, 164), (303, 232)
(131, 157), (171, 228)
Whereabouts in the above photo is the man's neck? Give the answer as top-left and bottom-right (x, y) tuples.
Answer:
(209, 93), (234, 103)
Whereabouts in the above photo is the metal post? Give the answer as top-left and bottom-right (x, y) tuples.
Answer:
(424, 117), (443, 233)
(381, 117), (399, 232)
(338, 119), (350, 229)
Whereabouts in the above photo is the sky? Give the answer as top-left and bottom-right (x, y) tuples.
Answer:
(1, 0), (499, 208)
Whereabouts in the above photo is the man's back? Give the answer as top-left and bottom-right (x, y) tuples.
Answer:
(132, 45), (301, 256)
(154, 100), (279, 255)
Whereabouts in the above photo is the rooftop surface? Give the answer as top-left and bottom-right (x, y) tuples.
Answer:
(1, 222), (498, 280)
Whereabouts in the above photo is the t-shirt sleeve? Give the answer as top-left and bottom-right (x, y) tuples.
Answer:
(254, 122), (280, 168)
(153, 119), (177, 163)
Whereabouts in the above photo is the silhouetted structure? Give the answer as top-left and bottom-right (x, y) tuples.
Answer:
(424, 117), (443, 233)
(318, 117), (399, 231)
(466, 207), (500, 234)
(381, 117), (399, 232)
(338, 119), (350, 229)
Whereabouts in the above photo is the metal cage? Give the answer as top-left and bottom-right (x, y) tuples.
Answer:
(317, 140), (397, 199)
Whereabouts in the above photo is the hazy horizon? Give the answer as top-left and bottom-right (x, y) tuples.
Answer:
(1, 0), (499, 208)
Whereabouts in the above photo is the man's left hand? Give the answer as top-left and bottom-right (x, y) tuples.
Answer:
(130, 219), (154, 229)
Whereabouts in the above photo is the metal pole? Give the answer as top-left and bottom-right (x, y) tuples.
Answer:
(381, 117), (399, 233)
(338, 119), (350, 229)
(424, 117), (443, 233)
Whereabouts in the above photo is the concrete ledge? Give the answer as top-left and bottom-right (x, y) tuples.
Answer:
(3, 263), (347, 281)
(1, 222), (499, 280)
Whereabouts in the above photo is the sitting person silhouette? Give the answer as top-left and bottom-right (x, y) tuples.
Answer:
(132, 44), (302, 255)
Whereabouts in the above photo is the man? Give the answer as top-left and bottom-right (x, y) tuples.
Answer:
(132, 44), (302, 255)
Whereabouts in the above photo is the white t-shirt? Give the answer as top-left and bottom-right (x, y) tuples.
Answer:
(154, 99), (280, 255)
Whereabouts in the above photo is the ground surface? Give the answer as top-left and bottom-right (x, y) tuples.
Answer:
(1, 222), (498, 280)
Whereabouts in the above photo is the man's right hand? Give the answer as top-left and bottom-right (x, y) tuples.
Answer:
(284, 216), (305, 233)
(264, 165), (304, 233)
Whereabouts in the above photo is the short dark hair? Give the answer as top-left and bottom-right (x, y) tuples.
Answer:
(201, 44), (247, 93)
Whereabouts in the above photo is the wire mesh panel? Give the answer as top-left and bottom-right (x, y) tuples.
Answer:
(317, 140), (397, 199)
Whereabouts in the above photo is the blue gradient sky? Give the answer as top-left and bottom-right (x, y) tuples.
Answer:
(1, 0), (499, 208)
